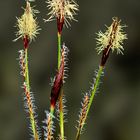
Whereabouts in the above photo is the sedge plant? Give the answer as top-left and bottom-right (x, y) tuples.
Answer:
(14, 0), (127, 140)
(44, 0), (78, 140)
(75, 17), (127, 140)
(14, 0), (41, 139)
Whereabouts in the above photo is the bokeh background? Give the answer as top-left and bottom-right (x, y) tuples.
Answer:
(0, 0), (140, 140)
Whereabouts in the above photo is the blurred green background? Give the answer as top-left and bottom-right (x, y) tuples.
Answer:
(0, 0), (140, 140)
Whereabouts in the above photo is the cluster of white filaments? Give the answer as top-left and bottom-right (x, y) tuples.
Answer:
(61, 44), (69, 83)
(18, 50), (26, 76)
(14, 1), (40, 41)
(96, 17), (127, 54)
(46, 0), (79, 26)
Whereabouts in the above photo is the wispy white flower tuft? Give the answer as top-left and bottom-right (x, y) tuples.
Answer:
(14, 1), (40, 42)
(96, 17), (127, 54)
(46, 0), (79, 27)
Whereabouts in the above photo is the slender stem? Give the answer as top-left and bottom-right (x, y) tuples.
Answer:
(75, 66), (104, 140)
(75, 130), (80, 140)
(59, 89), (64, 139)
(86, 66), (103, 116)
(57, 32), (65, 140)
(25, 48), (39, 140)
(25, 48), (30, 91)
(57, 32), (61, 69)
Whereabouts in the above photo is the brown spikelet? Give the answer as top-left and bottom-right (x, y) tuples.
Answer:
(76, 93), (90, 137)
(23, 82), (33, 114)
(50, 45), (69, 108)
(43, 111), (55, 140)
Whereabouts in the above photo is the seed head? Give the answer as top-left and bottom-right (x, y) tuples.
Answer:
(96, 17), (127, 55)
(46, 0), (79, 27)
(14, 1), (40, 42)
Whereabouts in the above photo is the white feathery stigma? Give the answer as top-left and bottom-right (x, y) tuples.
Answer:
(46, 0), (79, 27)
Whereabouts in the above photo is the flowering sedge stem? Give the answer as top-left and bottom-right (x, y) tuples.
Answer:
(86, 66), (103, 116)
(75, 66), (104, 140)
(57, 32), (65, 140)
(24, 47), (39, 140)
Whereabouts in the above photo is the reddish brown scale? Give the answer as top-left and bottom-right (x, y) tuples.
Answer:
(57, 16), (64, 35)
(100, 46), (111, 67)
(23, 35), (29, 49)
(57, 0), (65, 34)
(50, 47), (65, 107)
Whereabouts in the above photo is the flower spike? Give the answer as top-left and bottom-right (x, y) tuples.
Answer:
(96, 17), (127, 54)
(45, 0), (79, 33)
(96, 17), (127, 66)
(14, 0), (40, 42)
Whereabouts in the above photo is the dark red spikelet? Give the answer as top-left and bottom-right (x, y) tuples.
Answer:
(57, 17), (64, 35)
(50, 47), (65, 108)
(23, 35), (29, 49)
(100, 45), (111, 67)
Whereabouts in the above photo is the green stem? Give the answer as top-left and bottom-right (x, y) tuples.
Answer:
(25, 48), (39, 140)
(59, 89), (64, 140)
(57, 32), (65, 140)
(57, 32), (61, 69)
(25, 48), (30, 91)
(75, 66), (104, 140)
(86, 66), (103, 116)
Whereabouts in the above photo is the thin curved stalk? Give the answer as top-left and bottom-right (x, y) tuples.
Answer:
(75, 66), (104, 140)
(57, 32), (65, 140)
(57, 32), (61, 69)
(24, 48), (40, 140)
